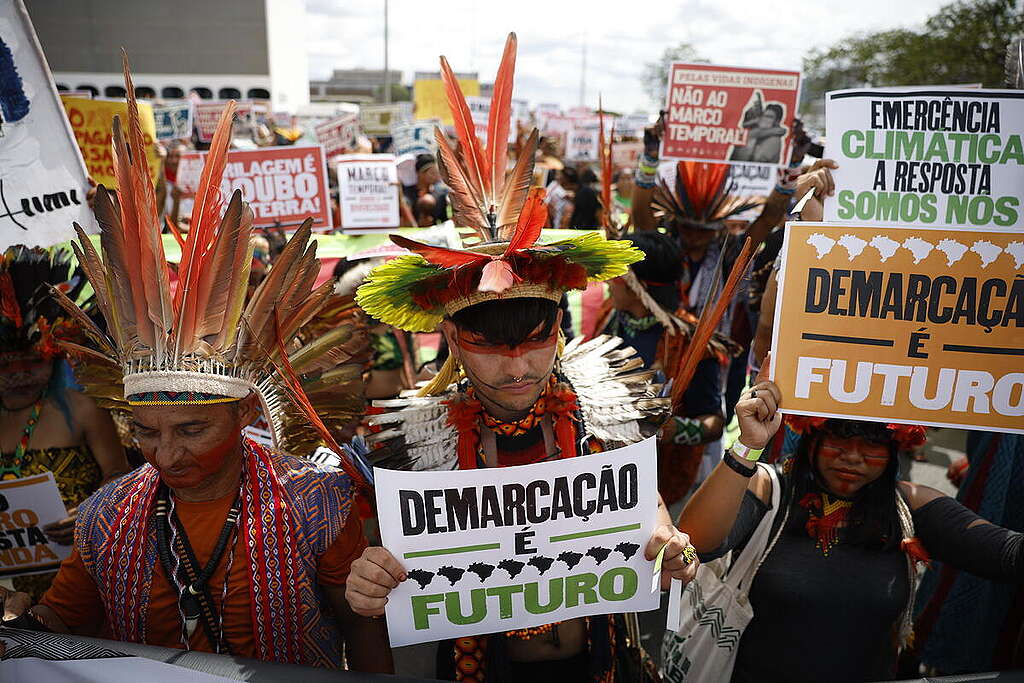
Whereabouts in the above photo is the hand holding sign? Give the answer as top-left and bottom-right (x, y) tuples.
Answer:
(645, 522), (698, 591)
(42, 506), (77, 546)
(734, 353), (783, 451)
(346, 546), (407, 617)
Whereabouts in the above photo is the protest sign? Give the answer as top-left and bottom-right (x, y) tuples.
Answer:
(726, 163), (775, 220)
(391, 119), (441, 157)
(611, 141), (644, 169)
(661, 63), (801, 167)
(62, 97), (161, 188)
(510, 98), (531, 142)
(177, 145), (332, 229)
(414, 77), (480, 125)
(566, 125), (600, 162)
(824, 88), (1024, 230)
(771, 221), (1024, 433)
(466, 95), (490, 144)
(615, 114), (650, 140)
(375, 438), (660, 647)
(152, 102), (192, 140)
(193, 100), (263, 142)
(360, 102), (412, 135)
(0, 0), (93, 249)
(337, 154), (399, 232)
(0, 472), (71, 578)
(315, 112), (360, 159)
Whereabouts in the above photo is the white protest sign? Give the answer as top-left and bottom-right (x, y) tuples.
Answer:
(337, 154), (400, 232)
(376, 438), (660, 647)
(0, 472), (71, 578)
(153, 102), (193, 140)
(0, 0), (93, 249)
(315, 112), (360, 160)
(824, 88), (1024, 230)
(510, 98), (531, 142)
(727, 163), (775, 220)
(566, 120), (601, 162)
(391, 120), (440, 157)
(466, 95), (490, 146)
(616, 114), (650, 140)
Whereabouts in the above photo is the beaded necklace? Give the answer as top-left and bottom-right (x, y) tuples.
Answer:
(1, 397), (44, 480)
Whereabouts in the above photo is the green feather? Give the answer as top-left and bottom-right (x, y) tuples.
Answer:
(356, 233), (643, 332)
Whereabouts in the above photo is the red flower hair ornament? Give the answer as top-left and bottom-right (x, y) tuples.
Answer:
(784, 415), (927, 450)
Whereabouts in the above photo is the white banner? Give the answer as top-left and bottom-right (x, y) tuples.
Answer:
(0, 472), (71, 578)
(0, 0), (93, 249)
(337, 154), (399, 232)
(376, 438), (661, 647)
(824, 88), (1024, 230)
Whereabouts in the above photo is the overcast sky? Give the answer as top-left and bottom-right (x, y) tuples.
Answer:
(305, 0), (949, 112)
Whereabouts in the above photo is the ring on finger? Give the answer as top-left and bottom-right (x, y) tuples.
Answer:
(682, 545), (698, 565)
(749, 389), (757, 400)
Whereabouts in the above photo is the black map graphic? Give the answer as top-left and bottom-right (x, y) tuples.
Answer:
(557, 551), (583, 570)
(614, 542), (640, 561)
(498, 558), (525, 579)
(468, 562), (495, 582)
(586, 546), (612, 565)
(407, 569), (434, 590)
(437, 565), (466, 586)
(527, 555), (555, 575)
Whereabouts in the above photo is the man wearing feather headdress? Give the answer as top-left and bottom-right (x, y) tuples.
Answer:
(347, 34), (698, 682)
(0, 58), (391, 672)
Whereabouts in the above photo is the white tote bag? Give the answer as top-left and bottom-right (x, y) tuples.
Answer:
(660, 463), (789, 683)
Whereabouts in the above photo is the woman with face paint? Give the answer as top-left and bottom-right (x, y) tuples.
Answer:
(666, 364), (1024, 683)
(0, 247), (129, 600)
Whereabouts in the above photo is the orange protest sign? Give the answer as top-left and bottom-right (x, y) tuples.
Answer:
(772, 221), (1024, 433)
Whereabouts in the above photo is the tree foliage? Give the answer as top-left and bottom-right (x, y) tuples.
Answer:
(641, 43), (705, 106)
(802, 0), (1024, 128)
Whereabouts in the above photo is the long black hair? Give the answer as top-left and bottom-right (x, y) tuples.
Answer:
(789, 419), (901, 551)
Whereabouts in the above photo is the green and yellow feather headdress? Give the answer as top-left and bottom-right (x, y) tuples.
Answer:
(356, 33), (641, 333)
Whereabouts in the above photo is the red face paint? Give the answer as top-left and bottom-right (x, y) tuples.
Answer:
(157, 428), (238, 489)
(455, 326), (558, 357)
(816, 437), (891, 496)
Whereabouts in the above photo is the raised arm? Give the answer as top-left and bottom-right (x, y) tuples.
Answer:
(631, 114), (665, 233)
(677, 362), (782, 552)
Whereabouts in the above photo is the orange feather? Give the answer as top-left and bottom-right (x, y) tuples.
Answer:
(504, 187), (546, 255)
(486, 33), (517, 200)
(671, 237), (755, 410)
(440, 56), (488, 198)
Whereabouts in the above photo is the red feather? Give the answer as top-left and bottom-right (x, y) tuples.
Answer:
(389, 235), (490, 269)
(486, 33), (517, 200)
(440, 56), (489, 197)
(504, 188), (546, 255)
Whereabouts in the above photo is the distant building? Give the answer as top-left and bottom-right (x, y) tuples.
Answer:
(28, 0), (309, 112)
(309, 68), (406, 103)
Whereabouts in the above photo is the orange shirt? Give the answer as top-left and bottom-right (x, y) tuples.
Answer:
(41, 489), (366, 657)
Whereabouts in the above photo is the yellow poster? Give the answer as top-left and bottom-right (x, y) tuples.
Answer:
(414, 78), (480, 125)
(772, 221), (1024, 433)
(61, 96), (160, 189)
